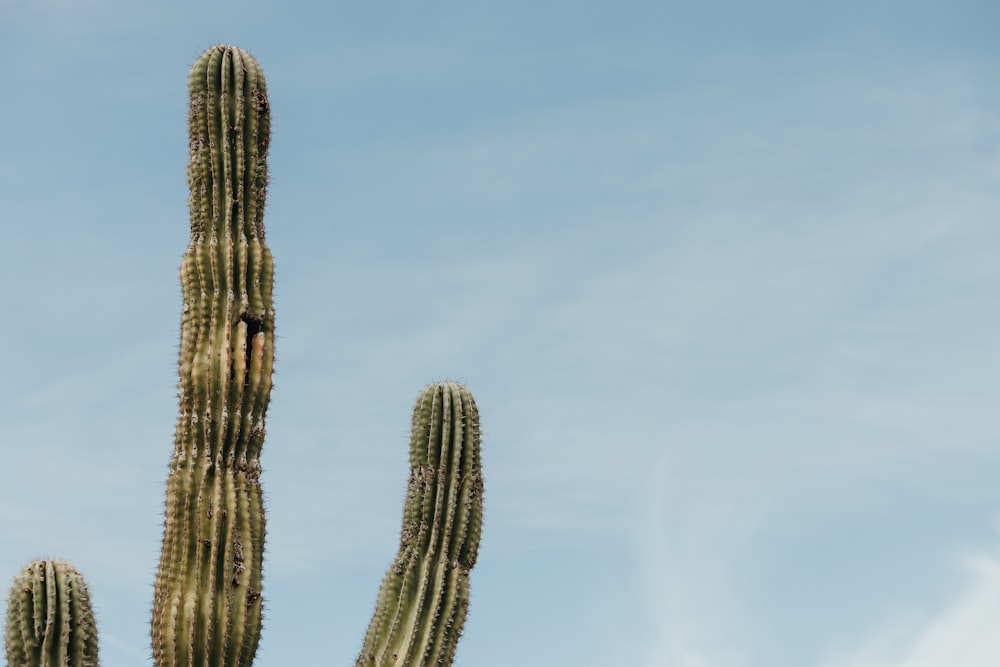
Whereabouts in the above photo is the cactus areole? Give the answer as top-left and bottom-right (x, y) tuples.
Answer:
(151, 45), (274, 667)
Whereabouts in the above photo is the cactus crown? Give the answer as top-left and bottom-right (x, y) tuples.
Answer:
(5, 560), (99, 667)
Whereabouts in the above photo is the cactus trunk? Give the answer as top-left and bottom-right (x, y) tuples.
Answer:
(5, 560), (99, 667)
(151, 45), (274, 667)
(357, 382), (484, 667)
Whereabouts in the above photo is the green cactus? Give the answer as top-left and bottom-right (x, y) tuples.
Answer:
(5, 559), (99, 667)
(357, 382), (484, 667)
(150, 44), (274, 667)
(4, 45), (483, 667)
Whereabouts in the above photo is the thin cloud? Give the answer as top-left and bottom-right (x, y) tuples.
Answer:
(824, 541), (1000, 667)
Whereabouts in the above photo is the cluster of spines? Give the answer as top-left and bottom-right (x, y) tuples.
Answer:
(150, 44), (274, 667)
(5, 559), (99, 667)
(356, 382), (485, 667)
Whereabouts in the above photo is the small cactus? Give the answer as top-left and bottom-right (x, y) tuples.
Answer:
(5, 559), (99, 667)
(357, 382), (484, 667)
(150, 44), (274, 667)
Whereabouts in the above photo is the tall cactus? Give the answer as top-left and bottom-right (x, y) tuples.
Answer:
(357, 382), (484, 667)
(150, 44), (274, 667)
(5, 559), (99, 667)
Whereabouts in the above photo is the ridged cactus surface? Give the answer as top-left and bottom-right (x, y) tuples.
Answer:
(357, 382), (484, 667)
(151, 44), (274, 667)
(5, 559), (99, 667)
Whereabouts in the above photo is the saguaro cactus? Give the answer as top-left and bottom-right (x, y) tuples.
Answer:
(5, 559), (99, 667)
(150, 45), (274, 667)
(357, 382), (484, 667)
(5, 45), (484, 667)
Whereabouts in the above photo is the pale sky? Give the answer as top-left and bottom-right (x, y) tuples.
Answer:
(1, 2), (998, 666)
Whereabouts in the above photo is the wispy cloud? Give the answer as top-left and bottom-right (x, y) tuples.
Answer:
(635, 447), (772, 667)
(822, 536), (1000, 667)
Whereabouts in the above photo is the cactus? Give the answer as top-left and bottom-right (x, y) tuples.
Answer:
(4, 45), (483, 667)
(150, 45), (274, 667)
(357, 382), (484, 667)
(5, 559), (99, 667)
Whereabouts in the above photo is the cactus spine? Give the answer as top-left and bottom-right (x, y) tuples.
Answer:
(5, 560), (99, 667)
(150, 45), (274, 667)
(357, 382), (484, 667)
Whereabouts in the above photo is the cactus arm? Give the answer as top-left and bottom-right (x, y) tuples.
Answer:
(357, 382), (484, 667)
(5, 559), (99, 667)
(151, 44), (274, 667)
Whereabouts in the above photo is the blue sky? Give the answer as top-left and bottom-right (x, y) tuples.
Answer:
(1, 1), (999, 666)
